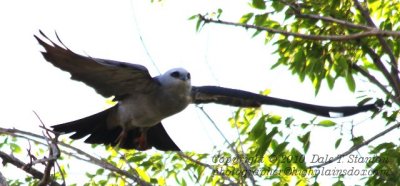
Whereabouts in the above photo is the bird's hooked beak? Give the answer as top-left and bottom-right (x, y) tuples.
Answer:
(181, 73), (191, 81)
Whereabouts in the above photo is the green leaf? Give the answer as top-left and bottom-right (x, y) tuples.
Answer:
(358, 97), (373, 106)
(300, 123), (309, 129)
(297, 131), (311, 152)
(370, 142), (395, 154)
(313, 77), (322, 95)
(267, 115), (282, 124)
(182, 178), (187, 186)
(252, 0), (266, 10)
(195, 17), (205, 32)
(256, 127), (279, 156)
(285, 117), (294, 127)
(271, 142), (289, 157)
(96, 168), (104, 175)
(345, 73), (356, 92)
(128, 154), (147, 162)
(326, 74), (335, 89)
(10, 143), (21, 153)
(254, 13), (268, 26)
(318, 120), (336, 127)
(239, 13), (254, 24)
(217, 8), (223, 19)
(85, 172), (95, 179)
(256, 133), (268, 156)
(290, 148), (307, 169)
(271, 1), (285, 11)
(188, 14), (198, 20)
(265, 127), (278, 145)
(252, 30), (262, 37)
(249, 116), (266, 140)
(335, 138), (342, 149)
(284, 8), (295, 20)
(332, 180), (345, 186)
(352, 136), (364, 146)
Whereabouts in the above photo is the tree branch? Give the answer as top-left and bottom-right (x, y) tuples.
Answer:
(352, 0), (400, 97)
(0, 151), (61, 186)
(38, 132), (60, 186)
(0, 171), (8, 186)
(0, 127), (151, 186)
(352, 64), (400, 105)
(360, 43), (398, 94)
(31, 111), (62, 186)
(198, 15), (400, 41)
(309, 121), (400, 168)
(60, 146), (150, 186)
(295, 13), (371, 30)
(178, 152), (238, 186)
(280, 0), (372, 30)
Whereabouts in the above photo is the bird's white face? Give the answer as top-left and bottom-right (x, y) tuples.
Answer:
(159, 68), (191, 90)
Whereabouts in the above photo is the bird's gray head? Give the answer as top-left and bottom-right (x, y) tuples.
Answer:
(158, 68), (191, 89)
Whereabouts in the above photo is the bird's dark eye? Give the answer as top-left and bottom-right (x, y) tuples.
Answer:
(187, 73), (191, 79)
(171, 71), (180, 78)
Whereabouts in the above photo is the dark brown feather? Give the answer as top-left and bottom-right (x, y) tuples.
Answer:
(34, 31), (160, 100)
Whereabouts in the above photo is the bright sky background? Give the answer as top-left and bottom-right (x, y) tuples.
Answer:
(0, 0), (397, 185)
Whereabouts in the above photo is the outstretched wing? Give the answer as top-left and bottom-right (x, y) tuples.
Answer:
(190, 86), (378, 117)
(34, 31), (160, 99)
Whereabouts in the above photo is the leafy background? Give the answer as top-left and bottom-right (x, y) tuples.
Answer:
(1, 0), (400, 185)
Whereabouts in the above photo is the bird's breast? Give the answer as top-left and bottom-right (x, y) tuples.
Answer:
(114, 91), (190, 129)
(155, 91), (191, 117)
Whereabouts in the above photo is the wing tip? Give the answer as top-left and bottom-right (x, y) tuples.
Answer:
(34, 30), (70, 52)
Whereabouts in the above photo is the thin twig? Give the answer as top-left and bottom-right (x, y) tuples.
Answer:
(352, 64), (400, 106)
(178, 152), (238, 185)
(116, 150), (146, 185)
(57, 141), (151, 186)
(198, 15), (400, 41)
(279, 0), (372, 30)
(54, 161), (66, 186)
(360, 43), (396, 93)
(295, 13), (371, 30)
(30, 111), (62, 186)
(309, 122), (400, 168)
(197, 106), (256, 185)
(37, 130), (60, 186)
(129, 0), (161, 75)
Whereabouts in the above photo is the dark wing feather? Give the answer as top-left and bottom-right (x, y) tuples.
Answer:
(191, 86), (379, 117)
(147, 124), (181, 151)
(34, 31), (159, 99)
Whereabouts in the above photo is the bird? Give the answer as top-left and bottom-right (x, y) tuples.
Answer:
(34, 31), (380, 151)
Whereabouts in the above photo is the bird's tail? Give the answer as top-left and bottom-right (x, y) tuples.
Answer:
(52, 106), (181, 151)
(257, 96), (381, 117)
(192, 86), (381, 117)
(52, 105), (121, 146)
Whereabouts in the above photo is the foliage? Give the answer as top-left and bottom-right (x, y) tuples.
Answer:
(2, 0), (400, 185)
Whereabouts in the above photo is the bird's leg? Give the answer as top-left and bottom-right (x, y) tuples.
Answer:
(115, 128), (128, 145)
(134, 128), (150, 150)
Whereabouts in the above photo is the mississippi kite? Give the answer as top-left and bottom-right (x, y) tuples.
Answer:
(35, 31), (379, 151)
